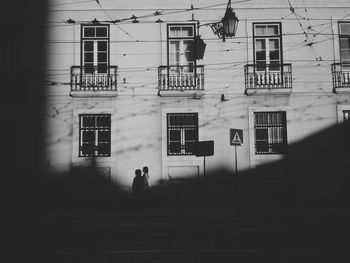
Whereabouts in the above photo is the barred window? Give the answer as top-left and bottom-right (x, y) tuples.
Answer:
(79, 114), (111, 157)
(254, 111), (287, 154)
(167, 113), (198, 155)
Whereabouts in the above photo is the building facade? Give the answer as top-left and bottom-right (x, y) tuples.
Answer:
(44, 0), (350, 190)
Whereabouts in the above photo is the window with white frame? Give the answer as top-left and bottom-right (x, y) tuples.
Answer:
(81, 24), (109, 74)
(254, 111), (287, 154)
(339, 22), (350, 63)
(168, 24), (195, 73)
(79, 114), (111, 157)
(253, 23), (282, 71)
(167, 113), (198, 155)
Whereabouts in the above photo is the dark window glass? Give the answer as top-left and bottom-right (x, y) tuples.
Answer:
(84, 27), (95, 37)
(167, 113), (198, 155)
(84, 41), (94, 51)
(79, 114), (111, 157)
(254, 111), (287, 154)
(98, 41), (107, 51)
(96, 27), (108, 37)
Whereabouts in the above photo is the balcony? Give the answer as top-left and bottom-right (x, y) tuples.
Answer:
(70, 66), (118, 97)
(158, 65), (204, 97)
(244, 64), (293, 95)
(331, 63), (350, 93)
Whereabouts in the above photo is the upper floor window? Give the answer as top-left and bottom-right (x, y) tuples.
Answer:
(339, 22), (350, 63)
(81, 24), (109, 74)
(167, 113), (198, 155)
(253, 23), (282, 71)
(79, 114), (111, 157)
(167, 24), (196, 72)
(254, 111), (287, 154)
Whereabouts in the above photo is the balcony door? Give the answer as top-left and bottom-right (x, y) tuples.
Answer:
(168, 24), (195, 73)
(253, 23), (282, 72)
(81, 25), (109, 74)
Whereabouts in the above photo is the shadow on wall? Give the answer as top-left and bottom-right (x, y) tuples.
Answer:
(32, 121), (350, 207)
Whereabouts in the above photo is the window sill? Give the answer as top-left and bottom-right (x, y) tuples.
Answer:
(158, 90), (204, 98)
(70, 91), (118, 98)
(245, 88), (292, 96)
(334, 87), (350, 94)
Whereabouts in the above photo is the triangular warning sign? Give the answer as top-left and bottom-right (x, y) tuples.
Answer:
(232, 132), (242, 144)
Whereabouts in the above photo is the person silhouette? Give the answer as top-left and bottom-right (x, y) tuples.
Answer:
(132, 169), (143, 197)
(142, 166), (151, 192)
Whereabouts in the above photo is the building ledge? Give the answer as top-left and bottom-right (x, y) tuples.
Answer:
(158, 90), (204, 98)
(245, 88), (292, 96)
(70, 91), (118, 98)
(333, 87), (350, 94)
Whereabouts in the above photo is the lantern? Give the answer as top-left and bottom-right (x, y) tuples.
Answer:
(221, 5), (239, 38)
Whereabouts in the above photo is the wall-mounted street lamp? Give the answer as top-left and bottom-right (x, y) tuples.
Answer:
(205, 0), (239, 41)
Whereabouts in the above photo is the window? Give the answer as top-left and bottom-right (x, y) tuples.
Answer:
(339, 22), (350, 63)
(79, 114), (111, 157)
(168, 24), (195, 73)
(81, 25), (109, 74)
(167, 113), (198, 155)
(344, 110), (350, 122)
(253, 23), (282, 71)
(254, 111), (287, 154)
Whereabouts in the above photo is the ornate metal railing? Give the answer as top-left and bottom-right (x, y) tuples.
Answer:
(331, 63), (350, 89)
(70, 65), (118, 92)
(244, 63), (292, 91)
(158, 65), (204, 91)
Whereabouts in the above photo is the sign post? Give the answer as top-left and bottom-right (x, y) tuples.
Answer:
(230, 129), (243, 174)
(196, 140), (214, 177)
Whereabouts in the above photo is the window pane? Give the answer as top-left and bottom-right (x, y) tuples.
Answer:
(169, 142), (181, 154)
(96, 115), (110, 127)
(269, 39), (279, 50)
(84, 41), (94, 51)
(256, 50), (266, 61)
(185, 129), (197, 141)
(84, 53), (94, 63)
(98, 53), (107, 63)
(98, 144), (110, 155)
(97, 64), (107, 73)
(340, 23), (350, 35)
(267, 25), (279, 35)
(181, 26), (193, 36)
(270, 50), (280, 60)
(98, 41), (107, 51)
(183, 40), (195, 62)
(185, 142), (196, 154)
(169, 27), (181, 37)
(340, 38), (350, 49)
(81, 144), (95, 155)
(82, 116), (95, 127)
(98, 131), (110, 142)
(256, 39), (266, 50)
(169, 130), (181, 141)
(96, 27), (108, 37)
(340, 50), (350, 60)
(255, 25), (265, 36)
(84, 27), (95, 37)
(82, 131), (95, 143)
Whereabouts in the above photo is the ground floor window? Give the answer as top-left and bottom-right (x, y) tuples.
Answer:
(167, 112), (198, 155)
(254, 111), (287, 154)
(79, 114), (111, 157)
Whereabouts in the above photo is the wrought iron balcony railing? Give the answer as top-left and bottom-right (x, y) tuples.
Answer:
(244, 63), (293, 92)
(331, 63), (350, 90)
(70, 65), (118, 93)
(158, 65), (204, 92)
